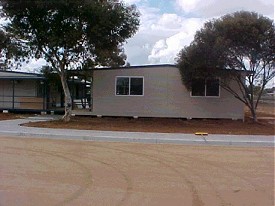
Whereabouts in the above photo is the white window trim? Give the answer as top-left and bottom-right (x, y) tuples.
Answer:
(190, 78), (220, 98)
(115, 76), (144, 96)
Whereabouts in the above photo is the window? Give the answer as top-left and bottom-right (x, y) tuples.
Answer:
(206, 79), (219, 96)
(191, 79), (205, 96)
(191, 78), (219, 97)
(130, 78), (143, 95)
(116, 77), (129, 95)
(116, 77), (143, 96)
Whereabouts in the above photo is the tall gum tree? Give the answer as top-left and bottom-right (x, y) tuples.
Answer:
(0, 30), (8, 68)
(0, 28), (27, 69)
(176, 11), (274, 122)
(1, 0), (140, 121)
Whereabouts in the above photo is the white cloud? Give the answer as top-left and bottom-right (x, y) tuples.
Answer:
(176, 0), (215, 14)
(0, 18), (5, 25)
(124, 6), (169, 65)
(148, 30), (197, 64)
(21, 58), (47, 73)
(176, 0), (274, 18)
(0, 18), (10, 27)
(151, 13), (184, 31)
(148, 17), (203, 64)
(147, 17), (204, 64)
(125, 6), (205, 65)
(125, 0), (274, 66)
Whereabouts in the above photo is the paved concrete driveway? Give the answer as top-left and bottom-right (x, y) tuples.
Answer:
(0, 116), (274, 147)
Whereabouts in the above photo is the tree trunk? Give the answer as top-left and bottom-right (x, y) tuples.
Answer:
(249, 106), (258, 122)
(60, 71), (72, 122)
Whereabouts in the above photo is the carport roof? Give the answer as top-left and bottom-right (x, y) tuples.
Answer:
(0, 70), (45, 80)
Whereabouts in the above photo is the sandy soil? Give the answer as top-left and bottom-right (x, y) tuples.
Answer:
(254, 102), (275, 118)
(24, 116), (274, 135)
(21, 103), (275, 135)
(0, 136), (274, 206)
(1, 102), (274, 135)
(0, 113), (24, 120)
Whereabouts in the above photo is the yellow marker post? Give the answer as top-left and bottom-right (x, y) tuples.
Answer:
(195, 132), (208, 136)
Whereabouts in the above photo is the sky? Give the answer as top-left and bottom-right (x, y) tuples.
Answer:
(123, 0), (274, 66)
(1, 0), (274, 73)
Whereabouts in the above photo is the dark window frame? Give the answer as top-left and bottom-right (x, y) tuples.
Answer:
(191, 78), (220, 97)
(115, 76), (144, 96)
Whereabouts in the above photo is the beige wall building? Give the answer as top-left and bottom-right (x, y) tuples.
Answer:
(91, 65), (244, 120)
(0, 65), (244, 119)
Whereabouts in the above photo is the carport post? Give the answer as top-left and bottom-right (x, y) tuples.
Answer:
(43, 80), (46, 110)
(12, 80), (15, 109)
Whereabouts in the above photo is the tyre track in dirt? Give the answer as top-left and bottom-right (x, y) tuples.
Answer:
(186, 154), (274, 202)
(252, 150), (274, 201)
(150, 146), (230, 206)
(6, 147), (93, 206)
(160, 148), (274, 203)
(57, 150), (133, 206)
(87, 144), (205, 206)
(1, 136), (273, 206)
(130, 145), (231, 205)
(7, 146), (135, 206)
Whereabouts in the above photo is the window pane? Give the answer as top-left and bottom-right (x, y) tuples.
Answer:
(130, 78), (143, 95)
(191, 79), (205, 96)
(116, 77), (129, 95)
(206, 79), (219, 96)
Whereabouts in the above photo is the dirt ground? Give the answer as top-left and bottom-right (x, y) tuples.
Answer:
(19, 103), (275, 135)
(0, 113), (25, 120)
(255, 102), (275, 118)
(1, 103), (274, 135)
(23, 115), (274, 135)
(0, 136), (274, 206)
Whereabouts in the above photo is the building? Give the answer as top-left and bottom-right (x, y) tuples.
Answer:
(77, 64), (244, 120)
(0, 65), (245, 120)
(0, 70), (46, 111)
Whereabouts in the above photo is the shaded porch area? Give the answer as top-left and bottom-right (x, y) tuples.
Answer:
(0, 71), (47, 112)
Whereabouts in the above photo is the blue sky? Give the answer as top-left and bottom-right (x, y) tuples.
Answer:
(144, 0), (176, 13)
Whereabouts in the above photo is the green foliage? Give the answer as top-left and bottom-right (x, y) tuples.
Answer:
(0, 30), (7, 68)
(176, 11), (275, 121)
(0, 29), (28, 69)
(0, 30), (6, 49)
(177, 43), (226, 90)
(41, 66), (61, 88)
(177, 11), (274, 89)
(0, 0), (140, 69)
(0, 0), (140, 121)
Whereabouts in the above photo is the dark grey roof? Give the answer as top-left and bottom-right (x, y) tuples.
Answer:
(92, 64), (176, 71)
(67, 64), (177, 75)
(0, 70), (45, 80)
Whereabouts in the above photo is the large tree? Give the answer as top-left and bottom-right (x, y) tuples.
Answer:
(176, 11), (274, 122)
(1, 0), (140, 121)
(0, 30), (7, 68)
(0, 28), (27, 69)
